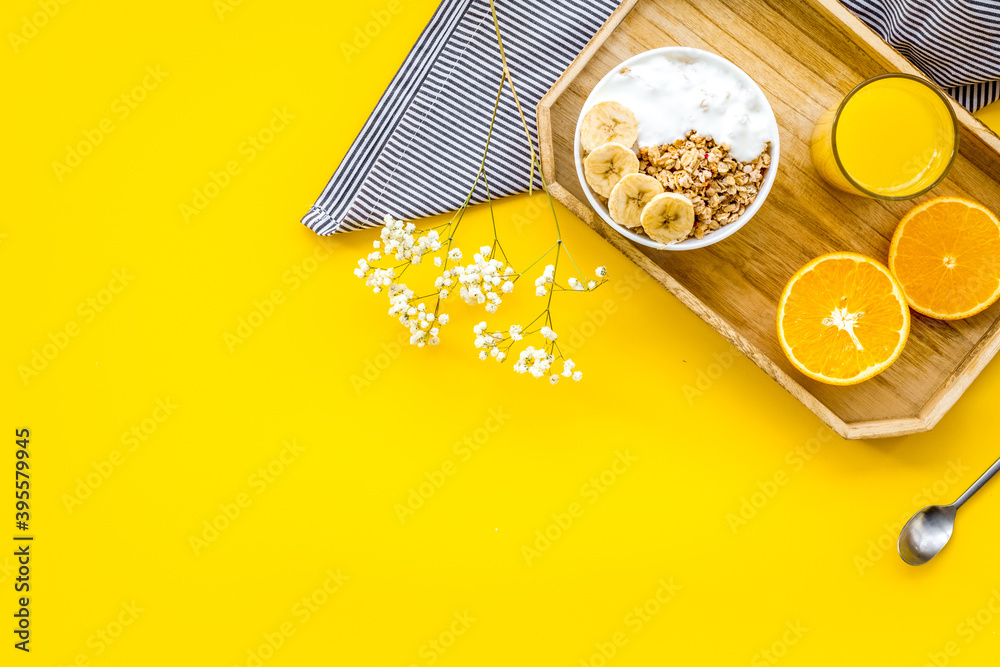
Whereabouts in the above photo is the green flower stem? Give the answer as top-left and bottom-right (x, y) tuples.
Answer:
(489, 0), (536, 193)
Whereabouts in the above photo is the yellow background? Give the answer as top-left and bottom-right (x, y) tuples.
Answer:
(6, 1), (1000, 665)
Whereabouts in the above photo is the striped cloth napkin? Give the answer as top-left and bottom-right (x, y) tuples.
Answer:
(302, 0), (1000, 236)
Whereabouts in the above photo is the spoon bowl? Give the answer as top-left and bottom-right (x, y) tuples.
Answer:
(898, 504), (957, 565)
(897, 455), (1000, 566)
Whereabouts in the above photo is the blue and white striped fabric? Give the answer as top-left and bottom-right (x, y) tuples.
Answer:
(842, 0), (1000, 111)
(302, 0), (1000, 235)
(301, 0), (619, 235)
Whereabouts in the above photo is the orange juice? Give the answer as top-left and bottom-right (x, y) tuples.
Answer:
(811, 75), (957, 199)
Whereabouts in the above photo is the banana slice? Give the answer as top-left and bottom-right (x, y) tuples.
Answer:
(608, 173), (664, 229)
(580, 101), (639, 154)
(640, 192), (695, 244)
(584, 143), (639, 199)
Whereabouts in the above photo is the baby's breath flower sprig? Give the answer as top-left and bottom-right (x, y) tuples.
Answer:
(352, 0), (610, 382)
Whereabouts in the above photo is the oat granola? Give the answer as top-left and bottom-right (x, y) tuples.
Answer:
(637, 130), (770, 240)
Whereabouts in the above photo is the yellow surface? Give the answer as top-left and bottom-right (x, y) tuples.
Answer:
(812, 76), (955, 197)
(5, 1), (1000, 665)
(977, 98), (1000, 129)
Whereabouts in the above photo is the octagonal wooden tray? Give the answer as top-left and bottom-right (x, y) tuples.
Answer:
(537, 0), (1000, 439)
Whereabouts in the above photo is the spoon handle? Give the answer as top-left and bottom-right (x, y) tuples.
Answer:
(955, 456), (1000, 508)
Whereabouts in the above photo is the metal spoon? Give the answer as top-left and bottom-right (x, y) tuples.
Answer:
(898, 456), (1000, 565)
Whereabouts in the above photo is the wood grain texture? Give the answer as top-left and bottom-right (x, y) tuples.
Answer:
(537, 0), (1000, 439)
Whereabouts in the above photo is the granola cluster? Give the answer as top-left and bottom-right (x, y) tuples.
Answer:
(638, 130), (771, 240)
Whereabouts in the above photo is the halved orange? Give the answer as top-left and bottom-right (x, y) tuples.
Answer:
(888, 196), (1000, 320)
(777, 252), (910, 386)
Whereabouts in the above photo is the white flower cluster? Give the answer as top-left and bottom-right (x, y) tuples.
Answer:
(386, 283), (414, 319)
(511, 346), (580, 382)
(451, 246), (515, 313)
(475, 323), (581, 384)
(355, 214), (607, 382)
(473, 321), (506, 361)
(412, 230), (442, 264)
(513, 346), (552, 377)
(379, 214), (442, 263)
(535, 264), (555, 297)
(561, 359), (583, 382)
(434, 270), (450, 300)
(355, 258), (396, 294)
(568, 277), (598, 291)
(385, 284), (444, 347)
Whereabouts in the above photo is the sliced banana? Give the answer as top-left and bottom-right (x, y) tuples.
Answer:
(640, 192), (695, 244)
(608, 173), (664, 229)
(580, 101), (639, 154)
(584, 143), (639, 199)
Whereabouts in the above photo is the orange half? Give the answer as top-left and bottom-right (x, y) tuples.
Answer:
(777, 252), (910, 386)
(888, 196), (1000, 319)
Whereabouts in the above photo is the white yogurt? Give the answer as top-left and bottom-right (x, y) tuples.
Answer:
(583, 48), (774, 162)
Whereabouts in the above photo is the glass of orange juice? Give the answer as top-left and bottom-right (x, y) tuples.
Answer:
(811, 73), (959, 199)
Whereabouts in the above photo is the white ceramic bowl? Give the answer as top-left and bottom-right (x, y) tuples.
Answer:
(574, 47), (780, 251)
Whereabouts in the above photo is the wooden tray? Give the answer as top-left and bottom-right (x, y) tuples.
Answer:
(537, 0), (1000, 439)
